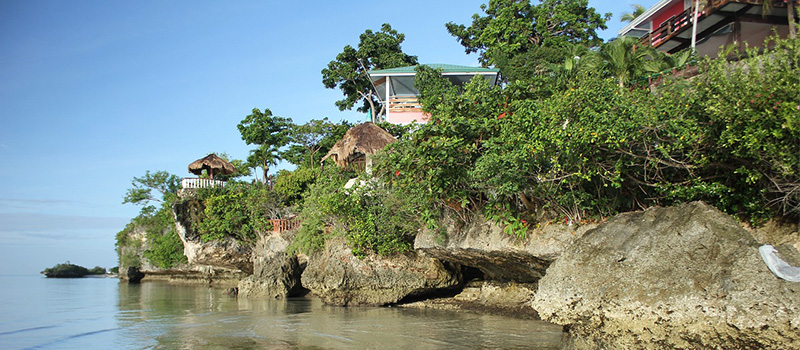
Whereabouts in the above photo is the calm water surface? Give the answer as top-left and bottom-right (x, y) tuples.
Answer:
(0, 275), (563, 349)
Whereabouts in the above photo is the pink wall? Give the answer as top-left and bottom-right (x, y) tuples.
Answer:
(387, 111), (429, 124)
(652, 1), (686, 30)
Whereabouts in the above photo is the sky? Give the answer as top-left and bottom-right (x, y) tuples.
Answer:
(0, 0), (658, 275)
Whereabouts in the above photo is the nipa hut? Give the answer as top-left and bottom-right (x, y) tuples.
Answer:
(188, 153), (237, 179)
(321, 122), (396, 173)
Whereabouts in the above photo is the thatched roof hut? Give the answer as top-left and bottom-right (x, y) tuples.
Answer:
(321, 122), (396, 169)
(188, 153), (236, 179)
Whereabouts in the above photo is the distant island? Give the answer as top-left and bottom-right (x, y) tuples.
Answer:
(41, 262), (117, 278)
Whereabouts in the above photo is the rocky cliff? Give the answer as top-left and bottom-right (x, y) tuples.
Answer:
(238, 229), (304, 298)
(172, 200), (253, 274)
(533, 202), (800, 349)
(415, 214), (597, 282)
(301, 237), (462, 306)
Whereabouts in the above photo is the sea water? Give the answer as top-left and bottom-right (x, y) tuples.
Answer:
(0, 275), (563, 349)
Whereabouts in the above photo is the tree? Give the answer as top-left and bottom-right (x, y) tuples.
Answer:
(620, 4), (646, 23)
(237, 108), (292, 182)
(588, 36), (657, 88)
(281, 118), (352, 166)
(322, 23), (418, 121)
(446, 0), (610, 82)
(122, 170), (181, 208)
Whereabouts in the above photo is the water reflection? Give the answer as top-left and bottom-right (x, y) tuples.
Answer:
(116, 282), (562, 349)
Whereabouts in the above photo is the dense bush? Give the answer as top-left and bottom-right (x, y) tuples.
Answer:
(378, 37), (800, 235)
(195, 182), (288, 243)
(290, 166), (416, 257)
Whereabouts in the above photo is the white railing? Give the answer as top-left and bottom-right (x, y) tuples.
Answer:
(181, 178), (227, 189)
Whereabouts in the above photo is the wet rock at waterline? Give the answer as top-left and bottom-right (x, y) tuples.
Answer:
(301, 237), (462, 306)
(239, 230), (304, 298)
(534, 201), (800, 349)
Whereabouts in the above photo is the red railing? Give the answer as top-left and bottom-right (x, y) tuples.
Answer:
(641, 0), (772, 50)
(270, 217), (300, 234)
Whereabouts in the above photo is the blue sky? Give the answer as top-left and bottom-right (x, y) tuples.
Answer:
(0, 0), (656, 275)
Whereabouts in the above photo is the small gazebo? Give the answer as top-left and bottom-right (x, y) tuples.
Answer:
(321, 122), (396, 173)
(188, 153), (236, 179)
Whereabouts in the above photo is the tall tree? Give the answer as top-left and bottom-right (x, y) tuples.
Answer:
(446, 0), (610, 82)
(322, 23), (418, 122)
(122, 170), (181, 207)
(281, 119), (352, 167)
(588, 36), (656, 88)
(237, 108), (292, 182)
(620, 4), (646, 23)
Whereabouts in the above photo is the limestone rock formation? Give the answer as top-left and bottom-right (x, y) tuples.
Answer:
(415, 214), (597, 282)
(172, 200), (253, 274)
(238, 230), (304, 298)
(302, 237), (462, 306)
(533, 201), (800, 349)
(120, 266), (144, 283)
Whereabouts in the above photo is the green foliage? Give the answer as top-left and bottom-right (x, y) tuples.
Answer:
(237, 108), (292, 180)
(122, 170), (181, 209)
(446, 0), (610, 83)
(274, 166), (320, 205)
(195, 183), (287, 243)
(620, 4), (646, 23)
(281, 119), (352, 167)
(41, 262), (91, 278)
(322, 23), (418, 117)
(143, 228), (187, 269)
(89, 266), (107, 275)
(290, 166), (415, 257)
(109, 266), (119, 274)
(378, 36), (800, 233)
(695, 37), (800, 219)
(290, 167), (350, 254)
(119, 171), (186, 269)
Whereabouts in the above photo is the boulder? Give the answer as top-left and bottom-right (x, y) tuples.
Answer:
(120, 266), (144, 284)
(415, 214), (597, 282)
(172, 201), (253, 274)
(533, 201), (800, 349)
(238, 230), (304, 298)
(302, 237), (462, 306)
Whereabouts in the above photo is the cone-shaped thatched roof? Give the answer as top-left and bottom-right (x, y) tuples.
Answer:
(321, 122), (396, 167)
(188, 153), (236, 178)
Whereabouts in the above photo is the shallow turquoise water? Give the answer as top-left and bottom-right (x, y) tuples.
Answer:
(0, 275), (563, 349)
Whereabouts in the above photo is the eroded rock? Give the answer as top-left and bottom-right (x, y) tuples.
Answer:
(302, 237), (462, 306)
(172, 200), (253, 274)
(238, 230), (304, 298)
(533, 201), (800, 349)
(415, 214), (597, 282)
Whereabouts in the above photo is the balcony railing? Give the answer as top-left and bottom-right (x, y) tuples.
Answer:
(640, 0), (773, 51)
(181, 178), (226, 189)
(270, 217), (300, 234)
(388, 95), (422, 113)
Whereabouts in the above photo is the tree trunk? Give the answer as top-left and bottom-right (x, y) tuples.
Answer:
(789, 0), (797, 39)
(519, 192), (534, 211)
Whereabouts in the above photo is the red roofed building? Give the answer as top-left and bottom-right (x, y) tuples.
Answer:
(619, 0), (797, 55)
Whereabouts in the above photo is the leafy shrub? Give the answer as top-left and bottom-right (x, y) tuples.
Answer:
(143, 228), (187, 269)
(274, 166), (320, 205)
(378, 36), (800, 234)
(290, 166), (416, 257)
(195, 182), (287, 243)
